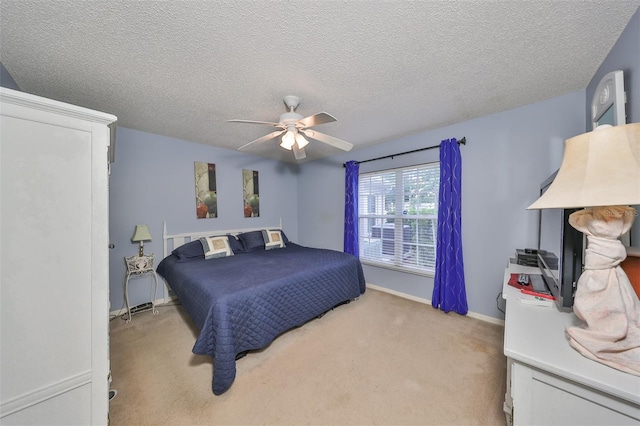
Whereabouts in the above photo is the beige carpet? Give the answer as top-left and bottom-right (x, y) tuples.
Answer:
(108, 289), (507, 425)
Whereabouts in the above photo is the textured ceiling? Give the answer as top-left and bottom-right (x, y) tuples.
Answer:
(1, 1), (639, 163)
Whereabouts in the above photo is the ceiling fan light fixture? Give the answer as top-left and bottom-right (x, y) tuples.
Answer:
(231, 95), (352, 158)
(295, 133), (309, 149)
(280, 130), (295, 150)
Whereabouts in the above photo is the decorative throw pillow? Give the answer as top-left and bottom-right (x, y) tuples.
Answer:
(237, 230), (265, 252)
(280, 230), (290, 245)
(199, 236), (234, 259)
(262, 229), (285, 250)
(226, 234), (245, 254)
(172, 240), (204, 262)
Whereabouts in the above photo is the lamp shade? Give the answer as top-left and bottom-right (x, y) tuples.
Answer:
(131, 224), (152, 242)
(280, 130), (295, 150)
(295, 133), (309, 149)
(528, 123), (640, 209)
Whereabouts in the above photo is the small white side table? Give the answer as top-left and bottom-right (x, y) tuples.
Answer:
(123, 253), (159, 323)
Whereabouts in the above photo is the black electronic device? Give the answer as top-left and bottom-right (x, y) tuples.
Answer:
(529, 274), (551, 294)
(515, 249), (539, 266)
(536, 171), (584, 309)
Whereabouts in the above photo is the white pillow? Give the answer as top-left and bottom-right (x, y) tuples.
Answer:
(199, 236), (234, 259)
(262, 229), (285, 250)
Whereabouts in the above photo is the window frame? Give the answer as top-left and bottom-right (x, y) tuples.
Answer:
(357, 162), (440, 276)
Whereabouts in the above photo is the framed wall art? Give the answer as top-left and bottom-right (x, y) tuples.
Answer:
(243, 169), (259, 217)
(195, 162), (217, 219)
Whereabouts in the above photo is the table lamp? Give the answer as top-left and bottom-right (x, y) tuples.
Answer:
(528, 123), (640, 375)
(131, 225), (152, 257)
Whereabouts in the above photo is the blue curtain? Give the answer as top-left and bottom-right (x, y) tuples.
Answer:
(344, 161), (359, 256)
(432, 138), (468, 315)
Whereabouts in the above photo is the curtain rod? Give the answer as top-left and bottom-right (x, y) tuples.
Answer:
(343, 137), (466, 167)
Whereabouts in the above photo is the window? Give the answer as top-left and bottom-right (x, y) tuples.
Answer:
(358, 163), (439, 275)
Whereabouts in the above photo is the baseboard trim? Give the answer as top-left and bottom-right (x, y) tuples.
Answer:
(366, 283), (504, 326)
(109, 297), (166, 318)
(111, 288), (504, 326)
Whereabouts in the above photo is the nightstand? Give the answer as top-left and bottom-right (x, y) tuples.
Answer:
(123, 253), (159, 323)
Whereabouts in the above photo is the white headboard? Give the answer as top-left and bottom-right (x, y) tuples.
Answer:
(162, 219), (283, 258)
(159, 220), (283, 304)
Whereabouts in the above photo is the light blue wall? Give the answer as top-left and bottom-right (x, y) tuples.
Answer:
(108, 128), (300, 309)
(4, 8), (637, 320)
(0, 63), (20, 90)
(297, 8), (640, 320)
(586, 6), (640, 246)
(298, 91), (586, 320)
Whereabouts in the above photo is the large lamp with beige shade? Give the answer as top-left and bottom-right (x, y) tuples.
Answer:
(528, 123), (640, 375)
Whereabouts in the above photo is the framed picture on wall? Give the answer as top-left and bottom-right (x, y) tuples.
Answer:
(591, 70), (626, 129)
(243, 169), (259, 217)
(195, 162), (217, 219)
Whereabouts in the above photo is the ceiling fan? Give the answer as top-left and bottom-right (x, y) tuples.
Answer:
(229, 95), (353, 160)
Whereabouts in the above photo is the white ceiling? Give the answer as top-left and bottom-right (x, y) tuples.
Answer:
(1, 1), (639, 163)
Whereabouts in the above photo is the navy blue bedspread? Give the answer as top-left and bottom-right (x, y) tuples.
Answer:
(156, 243), (366, 395)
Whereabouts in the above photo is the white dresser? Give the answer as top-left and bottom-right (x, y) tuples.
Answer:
(502, 263), (640, 425)
(0, 88), (116, 424)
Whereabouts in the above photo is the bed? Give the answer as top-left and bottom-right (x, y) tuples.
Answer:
(156, 222), (366, 395)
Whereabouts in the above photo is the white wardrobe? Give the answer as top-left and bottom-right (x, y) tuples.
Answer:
(0, 88), (116, 425)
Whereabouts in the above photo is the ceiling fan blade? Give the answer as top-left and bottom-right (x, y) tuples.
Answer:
(297, 112), (336, 128)
(228, 119), (283, 127)
(292, 143), (306, 160)
(237, 130), (286, 150)
(300, 129), (353, 151)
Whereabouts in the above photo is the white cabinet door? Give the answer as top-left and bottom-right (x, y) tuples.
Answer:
(511, 362), (640, 425)
(0, 88), (115, 425)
